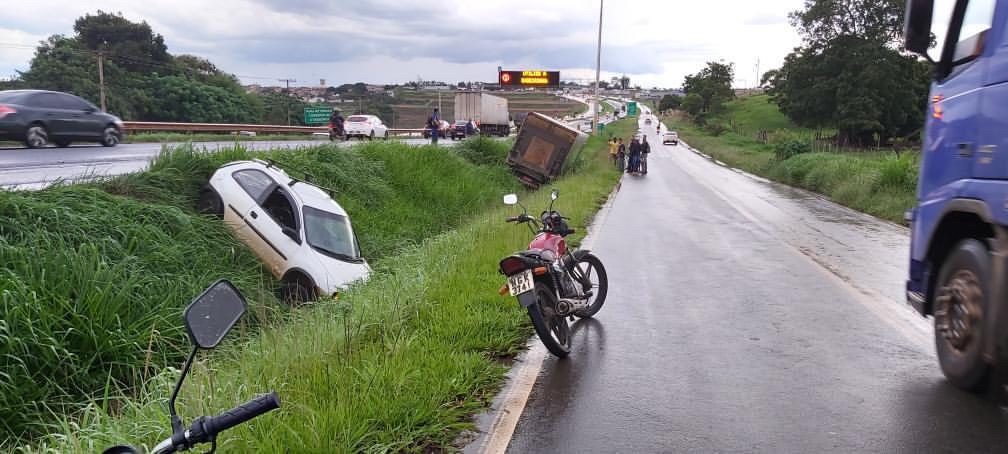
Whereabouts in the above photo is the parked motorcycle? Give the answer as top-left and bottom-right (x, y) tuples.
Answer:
(497, 190), (608, 357)
(104, 280), (280, 454)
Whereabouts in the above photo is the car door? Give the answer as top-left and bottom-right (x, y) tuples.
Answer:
(62, 94), (104, 139)
(374, 118), (387, 137)
(227, 169), (289, 276)
(32, 93), (77, 140)
(976, 0), (1008, 180)
(245, 186), (305, 277)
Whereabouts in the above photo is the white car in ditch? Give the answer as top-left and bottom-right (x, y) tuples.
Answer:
(197, 159), (370, 302)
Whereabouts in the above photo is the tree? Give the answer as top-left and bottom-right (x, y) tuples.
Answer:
(659, 94), (682, 111)
(682, 61), (735, 114)
(764, 0), (930, 144)
(681, 93), (704, 116)
(12, 11), (265, 123)
(789, 0), (904, 48)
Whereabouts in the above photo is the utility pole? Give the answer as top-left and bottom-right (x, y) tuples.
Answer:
(279, 78), (296, 125)
(593, 0), (603, 134)
(755, 58), (760, 89)
(97, 52), (107, 111)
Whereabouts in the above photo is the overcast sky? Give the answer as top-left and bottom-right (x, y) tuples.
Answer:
(0, 0), (805, 89)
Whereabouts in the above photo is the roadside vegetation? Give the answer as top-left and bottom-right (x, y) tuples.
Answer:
(663, 96), (917, 224)
(122, 132), (323, 144)
(10, 119), (629, 452)
(0, 137), (518, 444)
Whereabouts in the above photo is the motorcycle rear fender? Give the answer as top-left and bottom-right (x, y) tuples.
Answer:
(516, 290), (538, 308)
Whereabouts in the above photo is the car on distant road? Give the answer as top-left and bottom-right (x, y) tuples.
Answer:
(197, 159), (371, 303)
(451, 120), (476, 140)
(0, 89), (123, 148)
(422, 119), (450, 139)
(663, 131), (679, 145)
(344, 114), (388, 140)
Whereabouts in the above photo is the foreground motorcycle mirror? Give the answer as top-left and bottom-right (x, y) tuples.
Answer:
(169, 280), (248, 437)
(551, 189), (558, 200)
(184, 279), (247, 349)
(503, 194), (518, 206)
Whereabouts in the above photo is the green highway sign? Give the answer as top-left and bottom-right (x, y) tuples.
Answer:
(626, 101), (638, 116)
(304, 106), (334, 125)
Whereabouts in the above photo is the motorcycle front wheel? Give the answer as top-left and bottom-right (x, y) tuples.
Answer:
(528, 282), (570, 358)
(571, 252), (608, 318)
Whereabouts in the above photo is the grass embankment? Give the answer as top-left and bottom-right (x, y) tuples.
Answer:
(664, 95), (917, 223)
(19, 119), (630, 452)
(0, 138), (518, 444)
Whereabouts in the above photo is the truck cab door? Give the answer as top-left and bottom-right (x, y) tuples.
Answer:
(976, 2), (1008, 180)
(921, 1), (997, 194)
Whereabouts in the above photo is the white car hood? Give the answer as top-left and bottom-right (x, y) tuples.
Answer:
(317, 255), (372, 295)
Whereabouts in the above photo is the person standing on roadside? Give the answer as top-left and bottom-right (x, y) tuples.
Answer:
(609, 138), (618, 167)
(427, 108), (441, 145)
(640, 135), (651, 174)
(612, 136), (620, 172)
(628, 136), (642, 174)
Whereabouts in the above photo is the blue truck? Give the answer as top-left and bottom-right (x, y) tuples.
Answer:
(903, 0), (1008, 392)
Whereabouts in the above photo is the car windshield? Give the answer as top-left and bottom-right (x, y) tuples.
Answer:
(347, 116), (368, 122)
(303, 205), (362, 262)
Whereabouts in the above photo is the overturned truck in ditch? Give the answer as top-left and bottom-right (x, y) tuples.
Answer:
(506, 112), (587, 188)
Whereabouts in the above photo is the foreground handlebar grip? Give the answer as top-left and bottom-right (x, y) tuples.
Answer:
(505, 216), (519, 222)
(188, 392), (280, 444)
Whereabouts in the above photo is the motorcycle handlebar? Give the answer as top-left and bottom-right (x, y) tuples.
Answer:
(505, 216), (519, 223)
(185, 392), (281, 445)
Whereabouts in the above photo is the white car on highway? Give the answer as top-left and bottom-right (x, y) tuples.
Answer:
(197, 159), (371, 302)
(344, 114), (388, 140)
(663, 131), (679, 145)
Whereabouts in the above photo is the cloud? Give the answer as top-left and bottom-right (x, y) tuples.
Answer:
(0, 0), (805, 88)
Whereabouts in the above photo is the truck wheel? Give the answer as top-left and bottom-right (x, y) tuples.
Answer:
(934, 238), (992, 391)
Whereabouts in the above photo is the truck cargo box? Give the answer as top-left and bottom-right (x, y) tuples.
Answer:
(455, 92), (510, 137)
(507, 112), (586, 188)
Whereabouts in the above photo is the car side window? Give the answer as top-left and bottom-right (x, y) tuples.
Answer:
(62, 94), (93, 110)
(33, 93), (65, 109)
(232, 169), (273, 201)
(261, 187), (298, 231)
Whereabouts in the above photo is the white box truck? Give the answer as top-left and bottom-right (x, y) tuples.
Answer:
(454, 92), (510, 137)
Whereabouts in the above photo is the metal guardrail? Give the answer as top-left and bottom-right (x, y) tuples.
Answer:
(122, 121), (426, 137)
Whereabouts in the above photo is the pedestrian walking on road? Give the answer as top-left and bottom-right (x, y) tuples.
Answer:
(616, 138), (626, 172)
(641, 136), (651, 174)
(628, 137), (642, 174)
(427, 108), (441, 145)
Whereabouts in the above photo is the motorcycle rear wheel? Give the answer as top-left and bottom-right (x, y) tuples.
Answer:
(571, 252), (608, 318)
(528, 282), (570, 358)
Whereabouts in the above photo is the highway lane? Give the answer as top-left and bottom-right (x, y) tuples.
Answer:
(505, 111), (1008, 452)
(0, 137), (451, 189)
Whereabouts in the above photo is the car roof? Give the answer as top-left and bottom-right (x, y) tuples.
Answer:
(223, 160), (349, 216)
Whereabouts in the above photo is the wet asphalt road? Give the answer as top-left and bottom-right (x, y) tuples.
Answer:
(506, 114), (1008, 452)
(0, 137), (449, 189)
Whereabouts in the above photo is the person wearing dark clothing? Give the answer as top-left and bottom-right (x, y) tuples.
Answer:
(640, 136), (651, 174)
(329, 109), (345, 140)
(427, 108), (441, 145)
(465, 119), (476, 136)
(628, 138), (642, 173)
(612, 137), (620, 171)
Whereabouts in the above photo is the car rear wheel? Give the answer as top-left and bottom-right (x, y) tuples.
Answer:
(101, 127), (120, 147)
(25, 125), (48, 148)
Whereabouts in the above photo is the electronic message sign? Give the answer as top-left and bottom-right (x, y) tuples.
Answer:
(499, 70), (560, 87)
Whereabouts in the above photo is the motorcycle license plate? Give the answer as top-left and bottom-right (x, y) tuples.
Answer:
(507, 269), (535, 296)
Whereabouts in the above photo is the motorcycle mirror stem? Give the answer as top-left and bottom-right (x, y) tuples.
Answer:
(548, 188), (559, 213)
(168, 346), (198, 436)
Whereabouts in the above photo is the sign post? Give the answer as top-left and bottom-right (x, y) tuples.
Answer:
(303, 106), (334, 126)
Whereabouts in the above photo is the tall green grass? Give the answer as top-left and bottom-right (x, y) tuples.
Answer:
(21, 120), (629, 453)
(663, 110), (918, 224)
(1, 138), (518, 443)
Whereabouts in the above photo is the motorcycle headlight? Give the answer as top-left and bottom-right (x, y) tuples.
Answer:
(540, 250), (557, 262)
